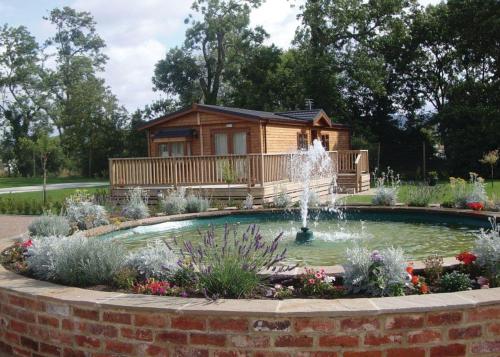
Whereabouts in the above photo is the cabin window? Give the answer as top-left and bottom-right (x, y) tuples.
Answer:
(321, 134), (330, 150)
(158, 142), (190, 157)
(212, 130), (249, 155)
(297, 133), (308, 150)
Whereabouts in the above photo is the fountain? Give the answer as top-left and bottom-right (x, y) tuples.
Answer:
(290, 139), (335, 243)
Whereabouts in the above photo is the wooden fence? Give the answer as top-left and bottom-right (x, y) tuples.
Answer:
(109, 150), (369, 188)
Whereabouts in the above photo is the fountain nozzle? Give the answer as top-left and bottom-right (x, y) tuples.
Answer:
(296, 226), (313, 243)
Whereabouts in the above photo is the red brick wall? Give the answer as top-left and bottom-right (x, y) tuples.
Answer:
(1, 290), (500, 357)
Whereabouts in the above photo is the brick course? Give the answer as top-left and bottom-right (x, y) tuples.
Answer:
(1, 287), (500, 356)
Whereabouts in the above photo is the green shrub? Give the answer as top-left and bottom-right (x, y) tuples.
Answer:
(28, 214), (72, 237)
(26, 235), (126, 287)
(440, 271), (471, 292)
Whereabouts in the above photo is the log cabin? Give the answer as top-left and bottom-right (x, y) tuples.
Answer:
(109, 104), (369, 204)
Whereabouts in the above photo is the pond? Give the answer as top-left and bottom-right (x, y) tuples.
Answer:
(99, 210), (490, 266)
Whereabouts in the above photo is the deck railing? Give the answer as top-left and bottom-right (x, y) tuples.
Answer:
(109, 150), (369, 188)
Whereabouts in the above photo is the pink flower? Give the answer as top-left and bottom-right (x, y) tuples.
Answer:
(21, 239), (33, 248)
(315, 272), (323, 279)
(308, 278), (315, 285)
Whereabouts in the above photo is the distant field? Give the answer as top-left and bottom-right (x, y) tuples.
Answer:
(0, 176), (107, 189)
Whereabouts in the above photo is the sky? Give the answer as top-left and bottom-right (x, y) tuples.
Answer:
(0, 0), (441, 112)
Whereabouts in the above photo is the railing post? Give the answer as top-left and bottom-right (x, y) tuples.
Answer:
(174, 158), (178, 187)
(108, 159), (113, 186)
(260, 154), (265, 186)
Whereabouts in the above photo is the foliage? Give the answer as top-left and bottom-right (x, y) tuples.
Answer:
(125, 240), (179, 281)
(440, 271), (471, 292)
(466, 173), (488, 205)
(133, 278), (182, 296)
(343, 247), (409, 297)
(26, 235), (126, 287)
(473, 217), (500, 286)
(480, 149), (499, 185)
(299, 268), (342, 297)
(273, 188), (292, 208)
(153, 0), (265, 105)
(308, 191), (320, 208)
(372, 167), (400, 206)
(65, 191), (109, 230)
(176, 224), (290, 299)
(121, 187), (149, 220)
(447, 177), (469, 208)
(424, 254), (444, 286)
(404, 184), (442, 207)
(185, 194), (209, 213)
(28, 214), (71, 237)
(160, 188), (187, 215)
(112, 267), (138, 290)
(242, 193), (254, 209)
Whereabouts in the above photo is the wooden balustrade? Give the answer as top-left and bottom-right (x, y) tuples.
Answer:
(109, 150), (369, 188)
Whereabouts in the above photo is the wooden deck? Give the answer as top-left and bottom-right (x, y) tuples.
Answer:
(110, 150), (369, 203)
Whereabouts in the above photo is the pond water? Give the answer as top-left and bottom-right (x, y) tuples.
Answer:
(99, 210), (490, 266)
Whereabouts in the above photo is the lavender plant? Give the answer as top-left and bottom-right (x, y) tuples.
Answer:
(121, 187), (150, 220)
(466, 172), (488, 204)
(343, 247), (409, 297)
(176, 224), (291, 298)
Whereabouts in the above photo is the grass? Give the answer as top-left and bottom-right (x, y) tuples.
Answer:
(0, 187), (109, 215)
(342, 179), (500, 205)
(0, 176), (108, 189)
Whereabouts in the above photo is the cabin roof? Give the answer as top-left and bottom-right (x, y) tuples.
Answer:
(138, 103), (348, 130)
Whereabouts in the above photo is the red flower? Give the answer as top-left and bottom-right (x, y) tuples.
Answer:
(456, 251), (477, 265)
(406, 266), (414, 275)
(21, 239), (33, 248)
(466, 202), (483, 211)
(420, 283), (429, 294)
(412, 275), (419, 285)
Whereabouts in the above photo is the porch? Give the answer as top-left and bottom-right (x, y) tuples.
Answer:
(109, 150), (369, 204)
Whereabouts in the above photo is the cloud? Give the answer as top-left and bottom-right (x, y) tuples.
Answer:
(69, 0), (192, 111)
(250, 0), (303, 48)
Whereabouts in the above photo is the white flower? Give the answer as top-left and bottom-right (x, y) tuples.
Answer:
(324, 276), (336, 284)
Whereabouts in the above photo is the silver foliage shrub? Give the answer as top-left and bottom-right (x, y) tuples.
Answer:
(65, 192), (109, 230)
(371, 167), (400, 206)
(242, 193), (254, 209)
(308, 190), (320, 207)
(26, 235), (126, 287)
(466, 172), (488, 204)
(160, 188), (187, 215)
(121, 187), (150, 220)
(28, 214), (71, 237)
(126, 240), (179, 280)
(273, 187), (292, 208)
(185, 195), (210, 213)
(473, 217), (500, 278)
(343, 246), (408, 296)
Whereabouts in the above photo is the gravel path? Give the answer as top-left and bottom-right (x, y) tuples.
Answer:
(0, 215), (35, 240)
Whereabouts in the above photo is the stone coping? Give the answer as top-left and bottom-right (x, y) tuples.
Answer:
(1, 206), (500, 317)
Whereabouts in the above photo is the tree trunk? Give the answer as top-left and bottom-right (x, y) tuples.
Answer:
(42, 156), (47, 206)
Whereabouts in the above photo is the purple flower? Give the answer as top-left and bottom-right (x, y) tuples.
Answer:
(370, 250), (384, 263)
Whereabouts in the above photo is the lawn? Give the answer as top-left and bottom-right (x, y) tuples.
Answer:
(0, 187), (109, 215)
(343, 179), (500, 205)
(0, 176), (108, 188)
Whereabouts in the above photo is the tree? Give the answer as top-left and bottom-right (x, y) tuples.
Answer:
(153, 0), (265, 105)
(0, 25), (51, 176)
(480, 150), (499, 187)
(20, 132), (62, 205)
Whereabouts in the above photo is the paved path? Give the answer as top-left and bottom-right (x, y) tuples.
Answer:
(0, 182), (108, 195)
(0, 215), (34, 240)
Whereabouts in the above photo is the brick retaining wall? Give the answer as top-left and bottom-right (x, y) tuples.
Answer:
(1, 285), (500, 356)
